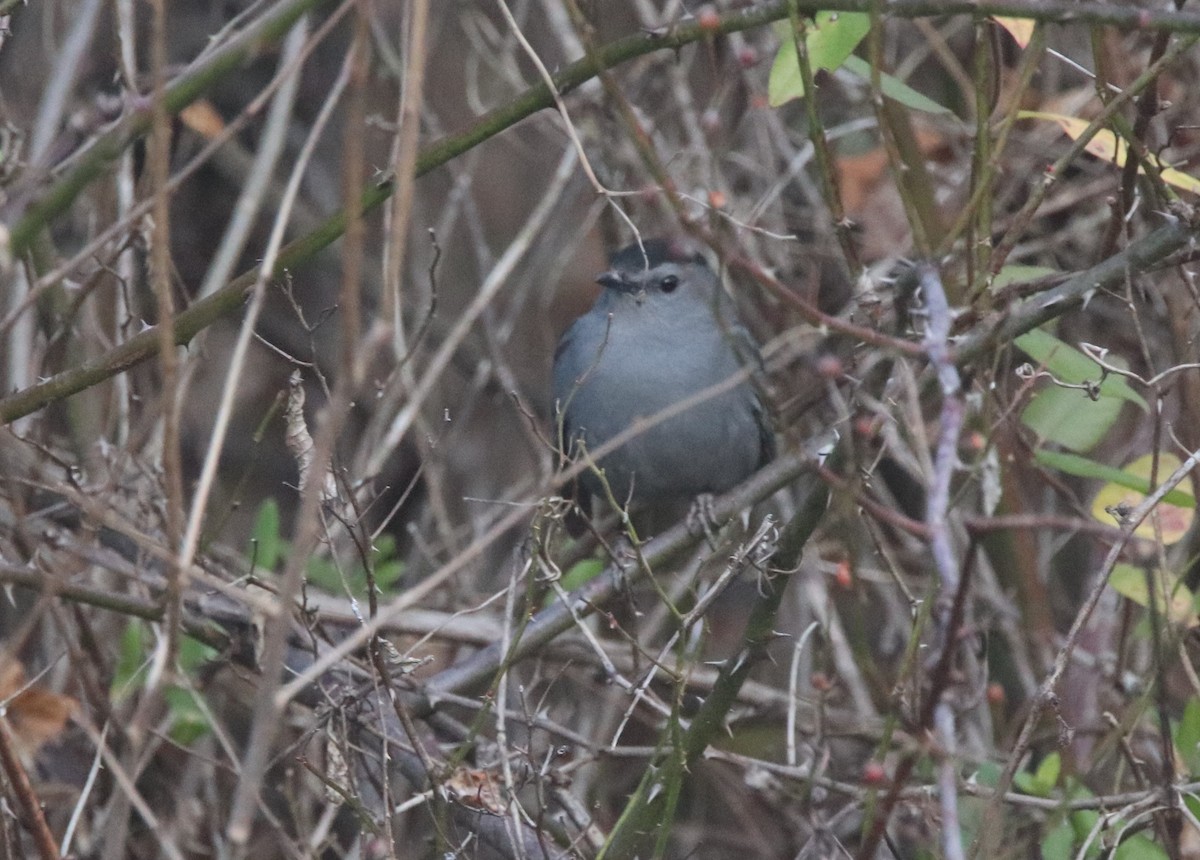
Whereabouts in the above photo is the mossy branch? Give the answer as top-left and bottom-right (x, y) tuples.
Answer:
(4, 0), (340, 257)
(599, 466), (832, 859)
(5, 0), (1200, 423)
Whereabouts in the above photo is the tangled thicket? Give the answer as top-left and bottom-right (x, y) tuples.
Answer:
(3, 1), (1200, 858)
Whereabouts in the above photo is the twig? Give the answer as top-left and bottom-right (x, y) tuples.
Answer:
(224, 4), (375, 845)
(0, 716), (60, 860)
(26, 0), (104, 168)
(785, 0), (862, 276)
(4, 0), (338, 257)
(858, 265), (969, 860)
(990, 31), (1200, 273)
(180, 17), (336, 582)
(380, 0), (430, 343)
(195, 18), (310, 301)
(600, 468), (828, 858)
(972, 444), (1200, 857)
(140, 0), (185, 721)
(362, 145), (578, 478)
(955, 219), (1197, 369)
(920, 265), (967, 860)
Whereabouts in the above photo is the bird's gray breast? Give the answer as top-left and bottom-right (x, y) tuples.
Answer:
(554, 295), (764, 505)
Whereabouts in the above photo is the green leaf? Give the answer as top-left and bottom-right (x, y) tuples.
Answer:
(1176, 698), (1200, 774)
(375, 559), (404, 590)
(1015, 329), (1146, 411)
(1033, 752), (1061, 793)
(1068, 808), (1100, 846)
(371, 535), (405, 591)
(250, 498), (282, 572)
(1015, 752), (1059, 797)
(110, 624), (216, 743)
(1017, 329), (1146, 452)
(1114, 834), (1168, 860)
(1021, 382), (1124, 452)
(972, 761), (1001, 787)
(1034, 450), (1195, 508)
(301, 534), (406, 599)
(178, 634), (218, 672)
(164, 686), (212, 745)
(991, 264), (1060, 291)
(768, 12), (870, 106)
(306, 555), (342, 593)
(1040, 820), (1075, 860)
(841, 55), (953, 115)
(543, 558), (606, 609)
(1109, 564), (1196, 625)
(1187, 795), (1200, 826)
(111, 621), (150, 698)
(559, 557), (605, 592)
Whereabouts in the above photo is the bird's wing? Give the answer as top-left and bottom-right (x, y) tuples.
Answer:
(726, 324), (777, 469)
(753, 398), (777, 469)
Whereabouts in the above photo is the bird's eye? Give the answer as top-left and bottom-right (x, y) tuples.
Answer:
(660, 275), (679, 293)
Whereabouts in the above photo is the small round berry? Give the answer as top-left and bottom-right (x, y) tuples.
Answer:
(816, 353), (843, 380)
(834, 560), (853, 590)
(862, 761), (887, 786)
(853, 415), (877, 440)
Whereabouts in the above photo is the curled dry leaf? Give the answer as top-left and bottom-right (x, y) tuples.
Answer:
(443, 767), (506, 814)
(284, 370), (338, 503)
(0, 660), (77, 764)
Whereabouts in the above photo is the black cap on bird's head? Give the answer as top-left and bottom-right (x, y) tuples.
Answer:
(597, 238), (709, 291)
(609, 238), (708, 273)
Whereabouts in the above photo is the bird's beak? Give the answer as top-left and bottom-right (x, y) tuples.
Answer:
(596, 271), (628, 291)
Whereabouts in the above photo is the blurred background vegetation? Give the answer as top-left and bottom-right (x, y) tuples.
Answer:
(3, 1), (1200, 858)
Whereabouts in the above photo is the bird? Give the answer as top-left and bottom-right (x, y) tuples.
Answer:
(552, 238), (774, 532)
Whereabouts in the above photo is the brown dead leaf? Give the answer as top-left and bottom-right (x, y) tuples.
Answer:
(836, 126), (950, 215)
(0, 660), (77, 763)
(836, 127), (953, 260)
(444, 767), (506, 814)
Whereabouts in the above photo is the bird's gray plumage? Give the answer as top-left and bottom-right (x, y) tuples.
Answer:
(553, 239), (774, 524)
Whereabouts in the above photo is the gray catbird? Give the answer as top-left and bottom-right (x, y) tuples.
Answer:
(553, 238), (774, 530)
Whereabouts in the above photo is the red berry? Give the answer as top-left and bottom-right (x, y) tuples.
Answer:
(816, 353), (843, 380)
(862, 761), (887, 785)
(834, 560), (853, 590)
(853, 415), (877, 440)
(698, 8), (721, 33)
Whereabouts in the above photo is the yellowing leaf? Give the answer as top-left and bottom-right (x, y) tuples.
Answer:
(180, 100), (226, 139)
(1091, 453), (1195, 544)
(1109, 564), (1196, 625)
(995, 17), (1035, 48)
(1021, 110), (1200, 195)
